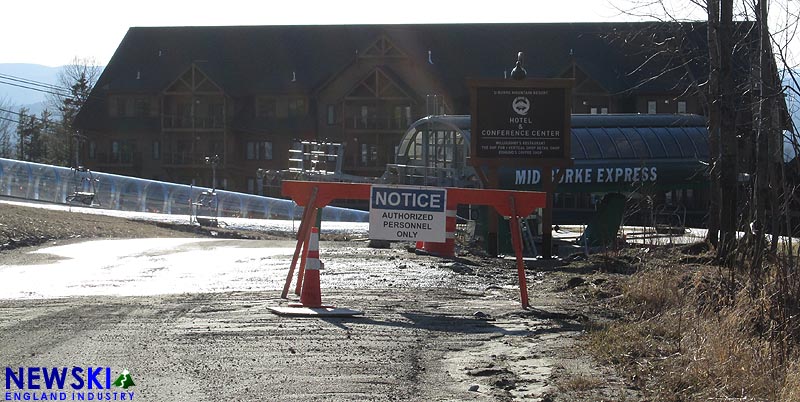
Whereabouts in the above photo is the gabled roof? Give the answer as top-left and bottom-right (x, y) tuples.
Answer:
(76, 22), (759, 130)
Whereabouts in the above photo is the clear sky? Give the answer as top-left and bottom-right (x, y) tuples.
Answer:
(2, 0), (797, 69)
(1, 0), (651, 67)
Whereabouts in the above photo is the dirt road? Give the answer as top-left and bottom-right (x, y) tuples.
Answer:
(0, 202), (637, 401)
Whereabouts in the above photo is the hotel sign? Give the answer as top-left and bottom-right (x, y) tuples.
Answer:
(468, 79), (572, 167)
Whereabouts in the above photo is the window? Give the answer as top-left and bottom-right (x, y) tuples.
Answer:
(247, 178), (257, 194)
(327, 104), (337, 125)
(152, 140), (160, 160)
(134, 98), (150, 117)
(108, 98), (117, 117)
(209, 103), (224, 127)
(590, 107), (598, 114)
(677, 101), (687, 114)
(288, 98), (306, 117)
(361, 143), (378, 165)
(88, 141), (96, 160)
(393, 106), (412, 128)
(601, 107), (608, 114)
(109, 140), (134, 163)
(257, 98), (276, 119)
(360, 106), (369, 128)
(116, 98), (128, 117)
(647, 100), (657, 114)
(246, 142), (256, 160)
(176, 102), (192, 128)
(246, 141), (273, 160)
(209, 141), (223, 156)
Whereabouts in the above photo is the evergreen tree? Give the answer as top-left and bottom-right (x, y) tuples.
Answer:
(16, 109), (45, 162)
(48, 58), (100, 167)
(0, 102), (13, 158)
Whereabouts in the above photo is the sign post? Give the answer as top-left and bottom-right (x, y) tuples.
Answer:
(468, 71), (573, 259)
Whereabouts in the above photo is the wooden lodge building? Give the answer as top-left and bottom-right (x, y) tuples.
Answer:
(74, 23), (766, 197)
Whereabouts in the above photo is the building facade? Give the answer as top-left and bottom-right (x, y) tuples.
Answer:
(74, 23), (749, 194)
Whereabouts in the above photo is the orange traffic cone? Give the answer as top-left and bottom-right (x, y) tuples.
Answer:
(299, 227), (324, 308)
(269, 226), (363, 317)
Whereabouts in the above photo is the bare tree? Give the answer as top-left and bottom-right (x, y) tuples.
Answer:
(46, 57), (102, 167)
(608, 1), (800, 397)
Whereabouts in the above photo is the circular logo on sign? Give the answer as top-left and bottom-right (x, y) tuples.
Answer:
(512, 97), (530, 116)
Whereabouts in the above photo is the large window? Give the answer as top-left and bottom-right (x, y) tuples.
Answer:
(246, 141), (273, 160)
(208, 103), (224, 127)
(176, 102), (192, 128)
(209, 141), (223, 157)
(361, 143), (378, 165)
(111, 96), (152, 117)
(288, 98), (306, 117)
(256, 98), (276, 119)
(247, 178), (257, 194)
(134, 98), (150, 117)
(116, 98), (128, 117)
(393, 105), (412, 128)
(88, 141), (96, 160)
(111, 140), (135, 163)
(327, 104), (337, 125)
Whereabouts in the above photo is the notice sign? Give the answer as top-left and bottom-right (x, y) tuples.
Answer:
(369, 185), (447, 242)
(469, 79), (572, 166)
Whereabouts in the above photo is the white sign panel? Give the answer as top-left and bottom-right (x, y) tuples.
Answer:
(369, 185), (447, 242)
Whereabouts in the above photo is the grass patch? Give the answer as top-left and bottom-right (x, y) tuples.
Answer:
(585, 247), (800, 401)
(557, 373), (605, 392)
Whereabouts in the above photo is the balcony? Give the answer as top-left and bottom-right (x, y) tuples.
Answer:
(344, 116), (411, 131)
(163, 115), (225, 130)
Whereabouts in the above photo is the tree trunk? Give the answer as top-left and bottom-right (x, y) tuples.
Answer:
(750, 0), (770, 274)
(707, 0), (721, 247)
(718, 0), (738, 263)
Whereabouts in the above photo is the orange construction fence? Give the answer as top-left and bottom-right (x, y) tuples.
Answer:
(280, 180), (546, 308)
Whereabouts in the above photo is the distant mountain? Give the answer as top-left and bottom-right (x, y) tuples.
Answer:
(0, 63), (61, 108)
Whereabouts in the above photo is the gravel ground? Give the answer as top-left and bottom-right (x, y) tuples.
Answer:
(0, 199), (639, 401)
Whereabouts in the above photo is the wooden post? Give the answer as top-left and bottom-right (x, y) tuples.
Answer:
(541, 166), (554, 259)
(486, 167), (499, 257)
(295, 207), (319, 295)
(281, 186), (318, 298)
(508, 195), (529, 308)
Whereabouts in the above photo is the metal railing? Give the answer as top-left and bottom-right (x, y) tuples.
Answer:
(344, 116), (411, 130)
(162, 116), (225, 129)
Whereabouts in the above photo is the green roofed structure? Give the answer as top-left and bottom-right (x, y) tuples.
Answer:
(390, 113), (709, 227)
